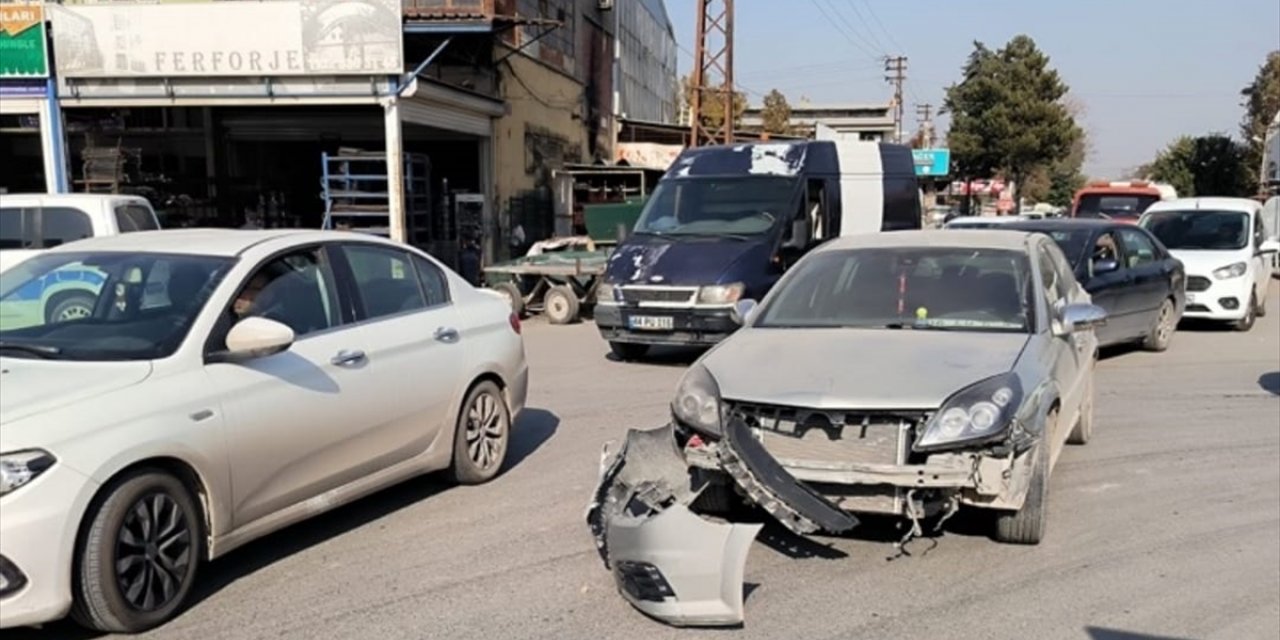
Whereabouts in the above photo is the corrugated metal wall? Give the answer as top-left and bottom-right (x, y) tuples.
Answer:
(616, 0), (678, 123)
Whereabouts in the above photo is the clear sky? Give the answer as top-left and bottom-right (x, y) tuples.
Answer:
(666, 0), (1280, 178)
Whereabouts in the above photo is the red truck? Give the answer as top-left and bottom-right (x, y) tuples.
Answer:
(1071, 180), (1177, 222)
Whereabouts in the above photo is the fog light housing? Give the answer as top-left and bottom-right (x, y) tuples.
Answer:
(1219, 297), (1239, 310)
(0, 555), (28, 598)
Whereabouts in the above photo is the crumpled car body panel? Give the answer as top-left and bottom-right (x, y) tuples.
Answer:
(606, 505), (763, 627)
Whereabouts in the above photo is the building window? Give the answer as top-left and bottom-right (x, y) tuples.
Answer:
(514, 0), (575, 72)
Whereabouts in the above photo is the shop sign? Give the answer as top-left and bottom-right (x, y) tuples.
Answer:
(0, 78), (45, 97)
(911, 148), (951, 177)
(0, 3), (49, 78)
(49, 0), (403, 79)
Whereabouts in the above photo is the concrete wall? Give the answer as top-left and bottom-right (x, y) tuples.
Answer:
(492, 52), (586, 257)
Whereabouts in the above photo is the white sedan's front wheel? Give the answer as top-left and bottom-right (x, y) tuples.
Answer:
(72, 470), (202, 633)
(449, 381), (511, 485)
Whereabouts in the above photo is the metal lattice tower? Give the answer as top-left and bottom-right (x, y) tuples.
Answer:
(689, 0), (735, 147)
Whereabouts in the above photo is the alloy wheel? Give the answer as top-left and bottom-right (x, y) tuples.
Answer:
(465, 391), (506, 471)
(114, 493), (193, 612)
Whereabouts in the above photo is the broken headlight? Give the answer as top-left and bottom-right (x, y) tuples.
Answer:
(914, 373), (1023, 452)
(671, 363), (723, 436)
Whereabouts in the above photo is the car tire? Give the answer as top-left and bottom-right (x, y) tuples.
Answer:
(543, 285), (580, 325)
(609, 341), (649, 361)
(1255, 290), (1268, 318)
(71, 470), (202, 634)
(1233, 294), (1257, 332)
(994, 411), (1054, 545)
(490, 282), (524, 317)
(1141, 297), (1176, 352)
(45, 291), (98, 324)
(1068, 370), (1094, 445)
(448, 380), (511, 485)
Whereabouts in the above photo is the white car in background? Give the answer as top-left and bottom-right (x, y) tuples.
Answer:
(1140, 197), (1280, 331)
(0, 229), (528, 633)
(0, 194), (161, 273)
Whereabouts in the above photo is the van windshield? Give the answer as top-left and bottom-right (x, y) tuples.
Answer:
(633, 176), (799, 237)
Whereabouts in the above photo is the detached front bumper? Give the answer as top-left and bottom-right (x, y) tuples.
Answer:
(594, 303), (738, 347)
(585, 423), (855, 627)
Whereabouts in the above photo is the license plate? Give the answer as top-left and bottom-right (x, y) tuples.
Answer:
(1186, 293), (1197, 304)
(628, 315), (674, 331)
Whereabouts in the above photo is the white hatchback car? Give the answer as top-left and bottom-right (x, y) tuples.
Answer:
(1140, 198), (1280, 331)
(0, 229), (528, 633)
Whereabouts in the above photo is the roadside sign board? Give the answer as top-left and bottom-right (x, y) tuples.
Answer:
(912, 148), (951, 177)
(0, 3), (49, 78)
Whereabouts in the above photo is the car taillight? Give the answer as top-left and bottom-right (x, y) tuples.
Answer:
(508, 312), (521, 334)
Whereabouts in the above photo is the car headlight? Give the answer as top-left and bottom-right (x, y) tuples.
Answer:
(915, 374), (1023, 451)
(671, 363), (723, 436)
(1212, 262), (1247, 280)
(0, 450), (56, 497)
(698, 283), (744, 305)
(596, 282), (618, 303)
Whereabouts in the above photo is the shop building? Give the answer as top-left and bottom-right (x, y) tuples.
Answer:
(0, 2), (67, 195)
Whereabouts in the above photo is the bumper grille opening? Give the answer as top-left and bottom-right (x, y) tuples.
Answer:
(614, 560), (676, 602)
(1186, 303), (1210, 313)
(619, 286), (698, 305)
(1187, 276), (1211, 292)
(727, 402), (918, 467)
(0, 555), (28, 598)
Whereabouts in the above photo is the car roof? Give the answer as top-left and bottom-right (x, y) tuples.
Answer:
(946, 215), (1034, 225)
(41, 228), (394, 258)
(818, 229), (1036, 253)
(1144, 197), (1260, 214)
(1000, 218), (1115, 231)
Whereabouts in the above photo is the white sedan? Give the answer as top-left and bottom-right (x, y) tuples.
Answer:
(0, 229), (528, 633)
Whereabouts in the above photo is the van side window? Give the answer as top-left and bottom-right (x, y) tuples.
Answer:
(40, 207), (94, 248)
(116, 204), (159, 232)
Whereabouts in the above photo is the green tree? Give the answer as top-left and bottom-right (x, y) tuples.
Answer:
(1148, 134), (1254, 197)
(1241, 50), (1280, 178)
(680, 74), (747, 134)
(760, 89), (793, 135)
(944, 35), (1080, 209)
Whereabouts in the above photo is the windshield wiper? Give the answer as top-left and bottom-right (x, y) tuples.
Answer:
(0, 341), (64, 359)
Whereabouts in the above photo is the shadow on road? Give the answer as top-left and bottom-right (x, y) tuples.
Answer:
(1099, 342), (1142, 361)
(1085, 626), (1193, 640)
(605, 345), (706, 367)
(1177, 318), (1236, 333)
(1260, 372), (1280, 396)
(502, 407), (560, 472)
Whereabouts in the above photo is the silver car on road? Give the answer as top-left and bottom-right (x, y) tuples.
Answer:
(588, 229), (1107, 627)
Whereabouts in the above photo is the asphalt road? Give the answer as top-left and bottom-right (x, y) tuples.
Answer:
(18, 284), (1280, 640)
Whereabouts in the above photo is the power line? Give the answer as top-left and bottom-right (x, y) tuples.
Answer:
(807, 0), (880, 61)
(834, 0), (889, 54)
(855, 0), (905, 54)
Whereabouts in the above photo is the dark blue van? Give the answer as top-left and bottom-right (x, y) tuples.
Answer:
(594, 139), (922, 359)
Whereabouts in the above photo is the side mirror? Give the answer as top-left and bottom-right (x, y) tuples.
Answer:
(221, 317), (295, 361)
(730, 299), (758, 326)
(1092, 258), (1120, 275)
(1055, 303), (1108, 337)
(1258, 239), (1280, 256)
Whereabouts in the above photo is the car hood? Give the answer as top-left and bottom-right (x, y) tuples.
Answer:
(702, 328), (1029, 410)
(1166, 249), (1249, 276)
(605, 236), (770, 286)
(0, 358), (153, 437)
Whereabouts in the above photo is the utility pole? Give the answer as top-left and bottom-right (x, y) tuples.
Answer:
(915, 103), (934, 148)
(884, 55), (907, 144)
(689, 0), (735, 147)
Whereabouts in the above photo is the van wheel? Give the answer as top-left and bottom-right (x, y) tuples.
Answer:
(1233, 294), (1257, 332)
(609, 342), (649, 361)
(46, 291), (97, 324)
(71, 471), (202, 633)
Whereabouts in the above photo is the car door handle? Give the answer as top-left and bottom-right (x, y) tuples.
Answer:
(330, 349), (366, 366)
(434, 327), (460, 343)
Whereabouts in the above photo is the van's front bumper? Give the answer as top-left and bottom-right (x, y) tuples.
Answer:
(594, 303), (737, 347)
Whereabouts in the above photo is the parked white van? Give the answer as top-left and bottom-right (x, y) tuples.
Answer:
(0, 194), (160, 273)
(1139, 197), (1280, 331)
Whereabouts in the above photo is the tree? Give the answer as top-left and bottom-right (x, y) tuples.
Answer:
(943, 35), (1081, 209)
(1241, 50), (1280, 175)
(760, 89), (793, 135)
(1148, 134), (1254, 197)
(680, 74), (747, 134)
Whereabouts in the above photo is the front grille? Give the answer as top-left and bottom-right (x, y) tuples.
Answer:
(727, 402), (913, 467)
(1186, 303), (1210, 313)
(618, 286), (697, 305)
(1187, 276), (1211, 292)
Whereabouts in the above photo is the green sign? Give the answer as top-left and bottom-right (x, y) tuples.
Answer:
(0, 5), (49, 78)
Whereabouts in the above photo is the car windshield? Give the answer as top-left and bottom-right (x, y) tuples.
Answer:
(1009, 227), (1093, 268)
(1140, 210), (1250, 251)
(632, 176), (798, 237)
(0, 251), (234, 361)
(756, 246), (1034, 333)
(1076, 194), (1159, 219)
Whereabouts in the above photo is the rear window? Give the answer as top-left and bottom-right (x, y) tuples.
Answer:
(0, 206), (94, 250)
(115, 204), (159, 232)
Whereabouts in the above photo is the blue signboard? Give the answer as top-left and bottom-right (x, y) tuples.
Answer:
(912, 148), (951, 177)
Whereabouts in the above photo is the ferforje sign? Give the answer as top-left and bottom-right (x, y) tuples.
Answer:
(49, 0), (403, 79)
(0, 3), (49, 78)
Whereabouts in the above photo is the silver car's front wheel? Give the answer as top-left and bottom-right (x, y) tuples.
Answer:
(449, 380), (510, 484)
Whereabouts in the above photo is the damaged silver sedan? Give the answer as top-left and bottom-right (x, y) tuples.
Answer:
(586, 230), (1106, 627)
